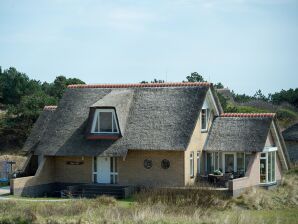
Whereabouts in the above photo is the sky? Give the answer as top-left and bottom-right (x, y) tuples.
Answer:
(0, 0), (297, 95)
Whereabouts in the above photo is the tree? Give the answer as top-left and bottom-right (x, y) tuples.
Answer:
(254, 89), (268, 101)
(8, 91), (57, 122)
(0, 67), (41, 105)
(269, 88), (298, 108)
(151, 79), (164, 83)
(214, 82), (224, 89)
(185, 72), (205, 82)
(43, 75), (85, 99)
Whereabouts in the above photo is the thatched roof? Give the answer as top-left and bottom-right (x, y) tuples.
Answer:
(22, 106), (57, 152)
(283, 123), (298, 141)
(204, 114), (274, 152)
(27, 83), (218, 156)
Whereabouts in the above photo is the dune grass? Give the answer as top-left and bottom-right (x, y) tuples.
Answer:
(0, 168), (297, 224)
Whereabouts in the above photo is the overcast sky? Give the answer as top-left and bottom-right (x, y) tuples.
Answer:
(0, 0), (297, 95)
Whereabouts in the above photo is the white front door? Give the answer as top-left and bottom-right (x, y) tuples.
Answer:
(97, 157), (110, 183)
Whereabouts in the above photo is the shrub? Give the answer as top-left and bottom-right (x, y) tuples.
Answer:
(93, 195), (117, 206)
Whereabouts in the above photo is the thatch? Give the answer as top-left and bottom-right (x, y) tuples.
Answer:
(22, 107), (56, 152)
(31, 86), (209, 156)
(204, 116), (273, 152)
(282, 123), (298, 142)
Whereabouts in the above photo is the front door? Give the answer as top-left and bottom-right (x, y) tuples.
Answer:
(223, 153), (236, 173)
(97, 157), (110, 183)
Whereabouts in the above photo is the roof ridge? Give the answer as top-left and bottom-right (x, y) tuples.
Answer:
(221, 113), (275, 118)
(67, 82), (211, 89)
(43, 105), (57, 111)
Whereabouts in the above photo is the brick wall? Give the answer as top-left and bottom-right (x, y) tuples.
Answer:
(54, 156), (92, 183)
(118, 150), (184, 187)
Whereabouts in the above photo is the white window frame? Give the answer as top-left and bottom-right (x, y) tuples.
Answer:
(201, 108), (208, 132)
(260, 148), (277, 185)
(197, 152), (200, 175)
(91, 109), (119, 134)
(110, 157), (118, 184)
(190, 152), (194, 178)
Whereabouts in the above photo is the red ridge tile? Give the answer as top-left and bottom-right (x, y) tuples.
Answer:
(67, 82), (211, 89)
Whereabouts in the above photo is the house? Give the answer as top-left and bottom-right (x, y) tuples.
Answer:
(282, 123), (298, 165)
(11, 82), (291, 197)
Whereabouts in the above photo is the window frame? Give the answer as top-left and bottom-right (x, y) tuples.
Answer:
(260, 149), (277, 185)
(201, 108), (208, 132)
(190, 152), (194, 178)
(91, 109), (119, 134)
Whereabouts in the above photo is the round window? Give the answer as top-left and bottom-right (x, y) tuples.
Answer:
(144, 159), (153, 169)
(161, 159), (170, 169)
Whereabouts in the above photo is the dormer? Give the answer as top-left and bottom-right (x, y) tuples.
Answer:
(86, 107), (121, 140)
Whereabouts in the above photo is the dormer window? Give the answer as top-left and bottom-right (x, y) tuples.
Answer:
(92, 109), (119, 134)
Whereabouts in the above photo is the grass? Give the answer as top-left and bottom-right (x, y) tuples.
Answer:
(0, 168), (297, 223)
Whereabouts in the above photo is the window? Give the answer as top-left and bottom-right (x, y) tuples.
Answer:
(161, 159), (170, 169)
(110, 157), (118, 184)
(190, 152), (194, 178)
(144, 159), (153, 169)
(91, 109), (119, 134)
(260, 151), (276, 184)
(201, 109), (208, 131)
(197, 152), (200, 175)
(93, 157), (97, 183)
(206, 152), (220, 174)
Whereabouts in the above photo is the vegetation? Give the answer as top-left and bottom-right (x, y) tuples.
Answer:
(0, 167), (297, 223)
(0, 67), (84, 153)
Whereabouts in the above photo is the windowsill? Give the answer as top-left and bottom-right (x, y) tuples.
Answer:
(86, 134), (121, 140)
(259, 181), (277, 187)
(201, 129), (208, 133)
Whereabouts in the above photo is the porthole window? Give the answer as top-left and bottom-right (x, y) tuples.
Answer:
(144, 159), (152, 169)
(161, 159), (170, 169)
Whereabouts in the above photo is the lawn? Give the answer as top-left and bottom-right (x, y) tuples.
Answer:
(0, 168), (297, 224)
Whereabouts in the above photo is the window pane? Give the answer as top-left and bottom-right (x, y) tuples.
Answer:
(93, 157), (97, 172)
(114, 158), (118, 172)
(260, 158), (266, 183)
(201, 109), (207, 130)
(197, 152), (200, 174)
(272, 152), (275, 182)
(93, 174), (97, 183)
(237, 153), (244, 173)
(112, 114), (118, 132)
(100, 112), (113, 132)
(268, 152), (272, 182)
(206, 153), (213, 174)
(214, 152), (219, 170)
(190, 152), (194, 177)
(225, 154), (234, 173)
(94, 114), (100, 132)
(110, 157), (114, 172)
(114, 174), (118, 184)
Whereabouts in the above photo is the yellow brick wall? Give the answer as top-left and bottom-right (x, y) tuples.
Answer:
(184, 110), (214, 185)
(118, 150), (184, 186)
(54, 156), (92, 183)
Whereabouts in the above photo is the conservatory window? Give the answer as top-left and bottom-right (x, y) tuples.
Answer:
(260, 151), (276, 184)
